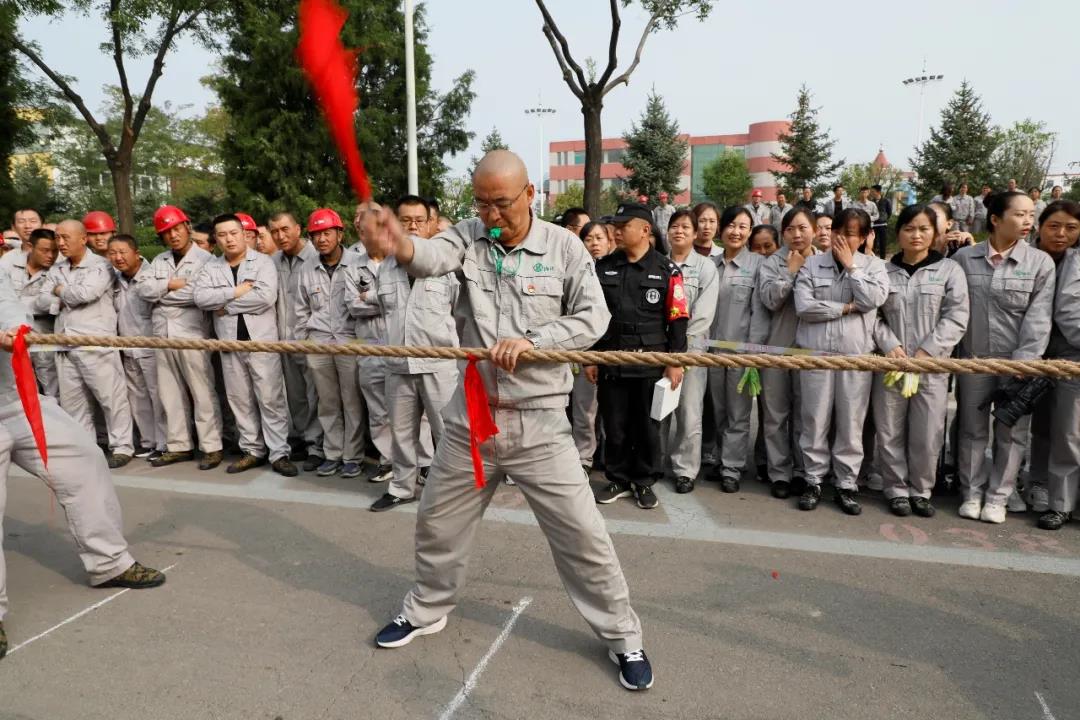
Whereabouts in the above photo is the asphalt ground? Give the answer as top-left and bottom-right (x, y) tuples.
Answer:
(1, 453), (1078, 720)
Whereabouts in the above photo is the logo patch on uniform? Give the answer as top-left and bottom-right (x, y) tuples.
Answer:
(648, 274), (662, 280)
(645, 288), (661, 304)
(673, 284), (685, 301)
(533, 262), (554, 272)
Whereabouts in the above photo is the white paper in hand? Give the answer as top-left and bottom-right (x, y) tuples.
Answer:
(650, 376), (682, 421)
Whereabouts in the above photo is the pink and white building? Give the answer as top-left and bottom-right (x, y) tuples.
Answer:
(547, 120), (791, 206)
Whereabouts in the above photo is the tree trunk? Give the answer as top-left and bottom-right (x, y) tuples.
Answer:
(582, 95), (604, 218)
(109, 155), (136, 235)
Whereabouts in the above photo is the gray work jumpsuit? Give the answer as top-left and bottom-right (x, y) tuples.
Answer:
(114, 259), (167, 453)
(6, 254), (58, 398)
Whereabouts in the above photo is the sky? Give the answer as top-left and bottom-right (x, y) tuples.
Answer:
(17, 1), (1079, 191)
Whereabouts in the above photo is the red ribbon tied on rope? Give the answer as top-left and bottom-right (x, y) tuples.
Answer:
(12, 325), (47, 469)
(463, 357), (498, 488)
(296, 0), (373, 203)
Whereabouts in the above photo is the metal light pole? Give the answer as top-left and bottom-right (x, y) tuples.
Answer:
(902, 60), (944, 149)
(404, 0), (418, 194)
(524, 100), (555, 216)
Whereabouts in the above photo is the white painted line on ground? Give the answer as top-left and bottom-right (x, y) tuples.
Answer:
(7, 563), (178, 657)
(1035, 691), (1057, 720)
(13, 469), (1080, 578)
(436, 596), (532, 720)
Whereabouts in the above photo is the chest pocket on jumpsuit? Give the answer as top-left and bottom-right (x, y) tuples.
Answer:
(519, 275), (563, 323)
(729, 274), (754, 306)
(417, 277), (451, 311)
(918, 282), (945, 317)
(811, 274), (834, 300)
(998, 277), (1034, 311)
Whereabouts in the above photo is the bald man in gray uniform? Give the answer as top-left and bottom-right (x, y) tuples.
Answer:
(368, 151), (654, 692)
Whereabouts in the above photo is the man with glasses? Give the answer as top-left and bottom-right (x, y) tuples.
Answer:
(366, 150), (655, 692)
(559, 207), (590, 238)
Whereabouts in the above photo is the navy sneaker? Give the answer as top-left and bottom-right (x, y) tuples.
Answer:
(340, 462), (363, 479)
(375, 614), (447, 648)
(608, 648), (654, 690)
(316, 459), (342, 477)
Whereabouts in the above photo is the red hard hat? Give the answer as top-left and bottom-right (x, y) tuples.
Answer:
(82, 210), (116, 233)
(638, 194), (649, 203)
(235, 212), (257, 231)
(751, 189), (763, 198)
(153, 205), (189, 234)
(307, 208), (343, 233)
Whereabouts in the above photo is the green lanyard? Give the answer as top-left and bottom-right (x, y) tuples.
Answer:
(489, 243), (523, 279)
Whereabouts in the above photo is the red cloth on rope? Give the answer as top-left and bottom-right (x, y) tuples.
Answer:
(12, 325), (47, 469)
(463, 357), (498, 488)
(296, 0), (373, 203)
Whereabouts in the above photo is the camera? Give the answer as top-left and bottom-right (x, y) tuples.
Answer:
(980, 377), (1055, 427)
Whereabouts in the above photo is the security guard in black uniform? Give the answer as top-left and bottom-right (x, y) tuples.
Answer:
(589, 203), (689, 510)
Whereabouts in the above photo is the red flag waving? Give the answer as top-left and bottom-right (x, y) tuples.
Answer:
(463, 357), (499, 488)
(11, 325), (47, 469)
(296, 0), (373, 203)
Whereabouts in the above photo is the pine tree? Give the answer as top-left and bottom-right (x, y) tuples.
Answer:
(212, 0), (475, 221)
(470, 127), (509, 172)
(620, 91), (688, 202)
(770, 85), (843, 199)
(0, 5), (28, 221)
(701, 151), (752, 209)
(909, 80), (998, 200)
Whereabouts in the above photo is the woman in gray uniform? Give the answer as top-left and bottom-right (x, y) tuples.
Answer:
(872, 205), (969, 518)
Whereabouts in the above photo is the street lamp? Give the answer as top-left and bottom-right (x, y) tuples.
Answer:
(525, 100), (556, 216)
(404, 0), (418, 194)
(902, 60), (945, 149)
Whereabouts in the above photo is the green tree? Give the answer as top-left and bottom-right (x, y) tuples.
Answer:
(909, 81), (998, 200)
(620, 91), (687, 201)
(701, 151), (752, 209)
(10, 156), (70, 219)
(836, 161), (906, 198)
(991, 119), (1056, 191)
(12, 1), (221, 233)
(536, 0), (714, 217)
(437, 175), (474, 223)
(0, 5), (25, 222)
(551, 182), (585, 218)
(771, 85), (843, 199)
(470, 126), (509, 173)
(212, 0), (475, 221)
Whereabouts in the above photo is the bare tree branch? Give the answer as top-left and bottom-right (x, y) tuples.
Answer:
(603, 12), (659, 95)
(535, 0), (589, 96)
(12, 36), (116, 158)
(109, 0), (134, 130)
(130, 5), (208, 144)
(541, 24), (584, 100)
(596, 0), (621, 89)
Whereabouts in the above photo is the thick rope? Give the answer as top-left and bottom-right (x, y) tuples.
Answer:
(23, 333), (1080, 378)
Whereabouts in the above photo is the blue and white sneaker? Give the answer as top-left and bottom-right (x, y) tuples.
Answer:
(608, 648), (654, 690)
(316, 459), (342, 477)
(375, 614), (447, 648)
(340, 462), (363, 479)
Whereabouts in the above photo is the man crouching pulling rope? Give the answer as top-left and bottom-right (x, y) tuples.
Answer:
(363, 150), (654, 690)
(0, 271), (165, 660)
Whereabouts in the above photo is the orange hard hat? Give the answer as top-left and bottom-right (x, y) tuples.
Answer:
(307, 208), (344, 233)
(153, 205), (189, 234)
(82, 210), (116, 233)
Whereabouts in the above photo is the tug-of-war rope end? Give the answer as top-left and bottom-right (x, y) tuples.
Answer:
(22, 333), (1080, 379)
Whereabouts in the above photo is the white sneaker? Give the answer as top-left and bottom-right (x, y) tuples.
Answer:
(980, 503), (1007, 524)
(958, 499), (982, 520)
(1006, 489), (1027, 513)
(1027, 484), (1050, 513)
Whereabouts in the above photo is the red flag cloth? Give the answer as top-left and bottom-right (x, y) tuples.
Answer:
(463, 356), (498, 488)
(11, 325), (47, 469)
(296, 0), (373, 202)
(666, 272), (690, 320)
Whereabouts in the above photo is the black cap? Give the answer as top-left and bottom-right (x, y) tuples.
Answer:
(611, 203), (653, 225)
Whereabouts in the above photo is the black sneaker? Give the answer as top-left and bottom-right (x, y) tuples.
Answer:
(418, 466), (429, 486)
(888, 497), (912, 517)
(0, 620), (6, 660)
(1038, 510), (1071, 531)
(719, 476), (740, 493)
(146, 449), (164, 462)
(608, 648), (654, 690)
(910, 496), (936, 518)
(835, 488), (862, 516)
(375, 614), (447, 648)
(302, 455), (325, 473)
(757, 464), (769, 483)
(133, 447), (153, 459)
(97, 561), (166, 589)
(370, 493), (417, 512)
(634, 485), (659, 510)
(771, 481), (791, 499)
(365, 463), (393, 483)
(798, 484), (822, 511)
(107, 453), (132, 469)
(595, 482), (632, 504)
(675, 476), (694, 494)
